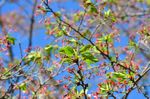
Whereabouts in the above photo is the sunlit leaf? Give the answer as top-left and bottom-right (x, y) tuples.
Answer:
(6, 35), (16, 45)
(20, 83), (26, 91)
(59, 46), (75, 57)
(81, 52), (98, 64)
(80, 45), (91, 53)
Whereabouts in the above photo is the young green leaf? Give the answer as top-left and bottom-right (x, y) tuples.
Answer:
(80, 45), (91, 53)
(81, 52), (98, 64)
(6, 35), (16, 45)
(59, 46), (75, 57)
(20, 83), (27, 91)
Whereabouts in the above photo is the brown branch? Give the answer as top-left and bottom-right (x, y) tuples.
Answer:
(78, 9), (86, 31)
(76, 61), (88, 99)
(19, 43), (23, 58)
(28, 0), (37, 51)
(123, 62), (150, 99)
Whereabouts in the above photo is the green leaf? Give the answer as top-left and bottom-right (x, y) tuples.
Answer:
(99, 83), (110, 94)
(60, 58), (73, 64)
(44, 45), (58, 56)
(24, 51), (42, 64)
(54, 12), (61, 18)
(113, 72), (128, 79)
(82, 29), (91, 37)
(59, 46), (75, 57)
(98, 34), (113, 43)
(81, 52), (98, 64)
(57, 30), (64, 37)
(45, 24), (51, 30)
(44, 45), (53, 54)
(47, 65), (56, 71)
(101, 46), (107, 52)
(69, 38), (76, 42)
(73, 14), (80, 22)
(89, 5), (98, 13)
(4, 68), (11, 77)
(6, 35), (16, 45)
(129, 41), (136, 46)
(80, 45), (91, 53)
(110, 56), (116, 62)
(79, 89), (84, 95)
(93, 46), (100, 53)
(104, 9), (111, 18)
(128, 40), (138, 50)
(20, 83), (26, 91)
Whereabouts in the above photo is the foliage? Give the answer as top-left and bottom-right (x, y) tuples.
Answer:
(0, 0), (150, 99)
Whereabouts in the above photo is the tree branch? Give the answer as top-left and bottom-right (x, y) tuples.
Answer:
(28, 0), (37, 51)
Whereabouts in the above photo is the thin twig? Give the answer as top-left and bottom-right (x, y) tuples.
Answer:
(123, 62), (150, 99)
(28, 0), (37, 51)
